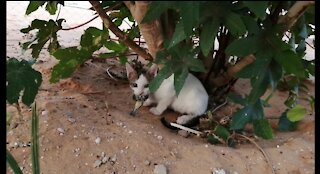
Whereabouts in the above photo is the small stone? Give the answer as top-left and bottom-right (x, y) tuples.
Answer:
(147, 131), (152, 135)
(95, 137), (101, 144)
(212, 168), (226, 174)
(157, 136), (163, 140)
(66, 112), (73, 117)
(154, 164), (167, 174)
(101, 152), (105, 157)
(67, 118), (76, 123)
(276, 145), (280, 148)
(57, 128), (65, 134)
(144, 160), (151, 166)
(111, 154), (117, 162)
(102, 156), (109, 163)
(128, 130), (133, 134)
(94, 160), (102, 168)
(178, 130), (190, 138)
(41, 110), (48, 116)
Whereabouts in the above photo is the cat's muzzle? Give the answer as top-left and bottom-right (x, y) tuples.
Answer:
(130, 94), (148, 116)
(132, 94), (149, 101)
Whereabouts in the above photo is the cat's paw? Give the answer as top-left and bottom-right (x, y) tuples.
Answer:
(176, 115), (193, 125)
(143, 99), (153, 106)
(149, 107), (162, 116)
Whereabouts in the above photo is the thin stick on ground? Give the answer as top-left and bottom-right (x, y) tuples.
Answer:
(170, 123), (203, 136)
(237, 133), (276, 174)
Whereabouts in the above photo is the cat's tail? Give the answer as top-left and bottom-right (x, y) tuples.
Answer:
(160, 116), (201, 130)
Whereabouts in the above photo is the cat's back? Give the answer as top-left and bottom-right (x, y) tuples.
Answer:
(171, 73), (208, 115)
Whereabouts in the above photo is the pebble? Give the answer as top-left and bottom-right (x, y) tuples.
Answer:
(154, 164), (167, 174)
(57, 128), (65, 134)
(178, 130), (190, 138)
(94, 160), (102, 168)
(212, 168), (226, 174)
(111, 154), (117, 162)
(41, 110), (48, 116)
(95, 137), (101, 144)
(67, 118), (76, 123)
(157, 135), (163, 140)
(66, 112), (73, 117)
(144, 160), (151, 166)
(128, 130), (133, 134)
(102, 156), (109, 163)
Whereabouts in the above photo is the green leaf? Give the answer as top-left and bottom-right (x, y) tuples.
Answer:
(6, 58), (42, 106)
(228, 93), (247, 105)
(105, 41), (128, 53)
(268, 59), (283, 90)
(98, 52), (118, 59)
(45, 1), (58, 15)
(224, 12), (246, 36)
(278, 111), (298, 131)
(287, 105), (307, 122)
(214, 125), (230, 141)
(200, 19), (220, 56)
(226, 36), (258, 57)
(186, 56), (206, 72)
(81, 27), (108, 52)
(242, 16), (261, 35)
(179, 1), (200, 36)
(207, 135), (220, 144)
(243, 1), (269, 20)
(6, 149), (23, 174)
(168, 21), (186, 49)
(230, 106), (251, 130)
(31, 103), (40, 174)
(149, 64), (174, 93)
(174, 67), (188, 96)
(26, 1), (46, 15)
(19, 19), (63, 58)
(141, 1), (175, 23)
(253, 118), (274, 139)
(50, 48), (91, 83)
(273, 50), (306, 78)
(119, 56), (127, 65)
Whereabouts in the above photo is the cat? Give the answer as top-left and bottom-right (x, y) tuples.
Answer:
(126, 62), (209, 125)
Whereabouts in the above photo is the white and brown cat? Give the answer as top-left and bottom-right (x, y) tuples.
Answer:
(126, 62), (208, 125)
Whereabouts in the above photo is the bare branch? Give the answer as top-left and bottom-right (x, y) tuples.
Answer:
(278, 1), (315, 30)
(212, 55), (255, 86)
(89, 1), (153, 60)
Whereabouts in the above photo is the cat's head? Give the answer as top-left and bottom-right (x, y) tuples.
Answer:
(125, 62), (158, 101)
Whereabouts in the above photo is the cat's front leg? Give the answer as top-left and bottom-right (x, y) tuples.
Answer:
(143, 97), (154, 106)
(149, 99), (171, 116)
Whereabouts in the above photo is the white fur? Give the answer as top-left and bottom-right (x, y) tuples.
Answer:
(127, 64), (209, 124)
(131, 74), (150, 97)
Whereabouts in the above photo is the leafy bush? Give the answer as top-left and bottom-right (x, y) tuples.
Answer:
(11, 1), (315, 143)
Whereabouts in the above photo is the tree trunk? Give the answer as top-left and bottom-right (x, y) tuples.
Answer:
(124, 1), (165, 60)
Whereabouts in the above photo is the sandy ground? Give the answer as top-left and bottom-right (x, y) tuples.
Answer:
(7, 2), (315, 174)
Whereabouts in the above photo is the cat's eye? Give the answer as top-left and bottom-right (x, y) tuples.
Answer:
(144, 84), (149, 88)
(131, 83), (137, 87)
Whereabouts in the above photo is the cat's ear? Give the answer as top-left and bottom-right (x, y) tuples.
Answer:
(126, 63), (138, 81)
(147, 64), (158, 77)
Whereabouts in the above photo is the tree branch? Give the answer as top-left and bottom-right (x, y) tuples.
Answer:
(89, 1), (153, 60)
(278, 1), (315, 30)
(212, 1), (315, 87)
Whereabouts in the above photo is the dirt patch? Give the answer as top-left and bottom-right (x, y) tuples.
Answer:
(6, 54), (314, 174)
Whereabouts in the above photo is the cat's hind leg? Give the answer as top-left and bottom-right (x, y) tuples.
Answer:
(176, 115), (197, 125)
